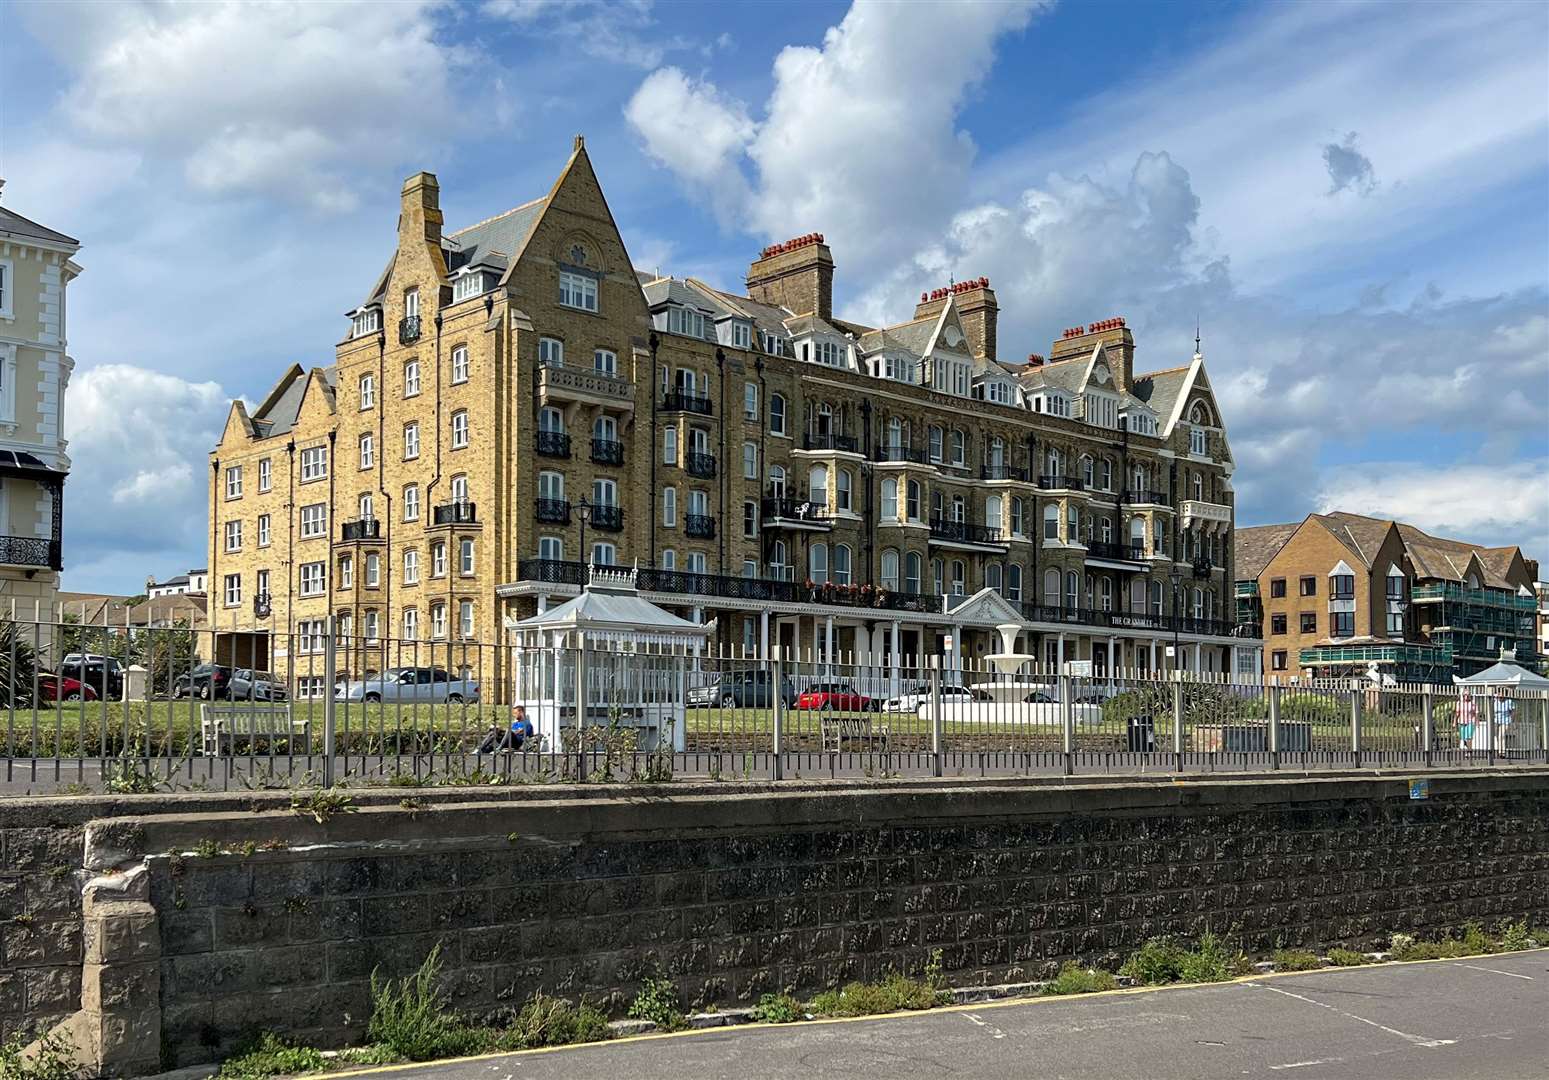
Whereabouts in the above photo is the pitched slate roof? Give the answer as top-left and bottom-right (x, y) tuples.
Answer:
(1234, 523), (1300, 580)
(643, 276), (717, 313)
(252, 367), (336, 438)
(1315, 512), (1396, 569)
(0, 205), (78, 248)
(446, 197), (544, 273)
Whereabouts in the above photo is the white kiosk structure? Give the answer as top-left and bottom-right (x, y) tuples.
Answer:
(505, 566), (710, 753)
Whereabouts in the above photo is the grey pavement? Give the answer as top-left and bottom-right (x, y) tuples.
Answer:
(338, 950), (1549, 1080)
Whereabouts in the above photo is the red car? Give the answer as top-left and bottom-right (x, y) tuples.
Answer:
(37, 673), (99, 703)
(796, 682), (876, 712)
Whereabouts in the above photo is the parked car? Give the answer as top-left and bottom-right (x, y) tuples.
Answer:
(228, 669), (288, 702)
(172, 664), (233, 700)
(795, 682), (876, 712)
(59, 655), (125, 700)
(882, 683), (991, 712)
(335, 667), (480, 704)
(687, 669), (796, 708)
(37, 672), (99, 703)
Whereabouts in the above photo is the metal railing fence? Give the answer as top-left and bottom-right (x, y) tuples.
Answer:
(0, 614), (1544, 792)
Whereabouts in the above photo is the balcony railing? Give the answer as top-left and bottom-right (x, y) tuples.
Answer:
(980, 464), (1030, 482)
(534, 498), (571, 524)
(662, 390), (712, 415)
(1191, 558), (1214, 579)
(685, 451), (717, 479)
(928, 518), (1004, 545)
(517, 558), (586, 586)
(398, 315), (421, 344)
(0, 535), (58, 570)
(537, 363), (634, 406)
(536, 430), (571, 458)
(590, 504), (624, 532)
(339, 518), (380, 542)
(590, 438), (625, 466)
(760, 496), (829, 524)
(1124, 489), (1170, 506)
(433, 501), (477, 526)
(684, 514), (717, 540)
(1038, 475), (1085, 492)
(873, 444), (931, 465)
(1086, 541), (1146, 562)
(802, 432), (859, 453)
(1017, 603), (1239, 637)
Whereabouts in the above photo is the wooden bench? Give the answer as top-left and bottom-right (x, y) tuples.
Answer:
(200, 704), (310, 756)
(819, 715), (890, 753)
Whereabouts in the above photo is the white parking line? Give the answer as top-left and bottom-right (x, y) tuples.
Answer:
(1270, 1058), (1344, 1071)
(1452, 963), (1535, 981)
(962, 1012), (1007, 1039)
(1246, 983), (1457, 1049)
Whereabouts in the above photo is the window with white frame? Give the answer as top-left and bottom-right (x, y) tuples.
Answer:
(928, 425), (943, 462)
(365, 552), (380, 587)
(339, 555), (353, 588)
(431, 603), (448, 640)
(0, 261), (9, 318)
(451, 345), (470, 383)
(255, 568), (270, 599)
(460, 538), (474, 575)
(950, 430), (965, 465)
(1007, 564), (1022, 602)
(402, 608), (419, 641)
(257, 513), (271, 547)
(404, 287), (419, 319)
(1011, 497), (1024, 535)
(403, 359), (421, 397)
(403, 484), (419, 521)
(660, 548), (677, 571)
(403, 422), (419, 459)
(662, 486), (677, 527)
(225, 466), (242, 499)
(743, 442), (757, 479)
(452, 272), (486, 303)
(337, 613), (352, 641)
(351, 308), (380, 338)
(538, 536), (562, 562)
(666, 306), (706, 338)
(836, 469), (852, 512)
(459, 600), (475, 639)
(539, 337), (563, 367)
(881, 549), (900, 590)
(769, 394), (786, 435)
(591, 542), (616, 566)
(300, 503), (326, 539)
(296, 619), (325, 655)
(809, 542), (829, 584)
(299, 561), (325, 596)
(1189, 427), (1207, 456)
(881, 478), (898, 520)
(770, 540), (788, 580)
(744, 381), (759, 420)
(730, 321), (751, 349)
(985, 381), (1011, 405)
(300, 445), (327, 481)
(364, 611), (380, 643)
(593, 349), (616, 376)
(402, 548), (419, 585)
(451, 410), (469, 449)
(808, 464), (828, 507)
(905, 552), (922, 594)
(224, 520), (242, 552)
(427, 540), (444, 578)
(831, 544), (851, 586)
(743, 500), (757, 539)
(359, 433), (374, 469)
(559, 271), (598, 312)
(662, 424), (677, 464)
(359, 493), (374, 521)
(258, 458), (272, 492)
(813, 340), (844, 367)
(451, 474), (468, 504)
(358, 373), (375, 410)
(223, 574), (241, 607)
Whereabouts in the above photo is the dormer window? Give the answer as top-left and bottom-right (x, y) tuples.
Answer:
(351, 307), (381, 338)
(984, 381), (1011, 405)
(729, 321), (751, 349)
(558, 271), (598, 312)
(452, 272), (488, 303)
(1084, 392), (1118, 429)
(666, 305), (707, 338)
(813, 340), (844, 367)
(1034, 392), (1071, 418)
(760, 330), (788, 356)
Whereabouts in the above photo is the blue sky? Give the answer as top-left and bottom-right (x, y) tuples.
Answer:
(1, 0), (1544, 593)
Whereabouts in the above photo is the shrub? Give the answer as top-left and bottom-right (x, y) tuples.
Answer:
(1178, 932), (1243, 983)
(367, 946), (482, 1061)
(1043, 962), (1118, 996)
(808, 974), (947, 1017)
(1271, 949), (1322, 972)
(0, 1029), (77, 1080)
(750, 993), (804, 1023)
(1325, 948), (1370, 967)
(1388, 925), (1496, 963)
(496, 994), (611, 1050)
(627, 975), (685, 1031)
(1119, 938), (1189, 985)
(1498, 920), (1533, 952)
(1121, 933), (1243, 985)
(218, 1033), (327, 1078)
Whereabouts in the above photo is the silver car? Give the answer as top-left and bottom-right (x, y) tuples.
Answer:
(334, 666), (480, 704)
(882, 684), (990, 712)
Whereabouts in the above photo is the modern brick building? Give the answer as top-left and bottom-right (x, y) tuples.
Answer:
(1235, 512), (1541, 683)
(208, 139), (1256, 689)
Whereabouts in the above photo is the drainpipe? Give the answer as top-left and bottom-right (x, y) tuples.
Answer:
(755, 356), (767, 567)
(649, 333), (659, 566)
(716, 347), (726, 576)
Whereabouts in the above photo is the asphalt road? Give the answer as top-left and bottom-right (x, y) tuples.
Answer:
(334, 950), (1549, 1080)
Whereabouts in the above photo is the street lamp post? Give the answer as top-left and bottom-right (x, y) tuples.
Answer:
(1169, 568), (1183, 674)
(573, 496), (593, 567)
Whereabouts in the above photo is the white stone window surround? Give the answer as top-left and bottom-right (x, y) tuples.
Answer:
(0, 342), (15, 423)
(0, 258), (12, 320)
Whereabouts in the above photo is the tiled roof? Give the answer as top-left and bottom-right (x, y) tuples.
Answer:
(446, 197), (544, 273)
(252, 367), (334, 438)
(1234, 523), (1301, 579)
(0, 205), (78, 247)
(1315, 512), (1396, 569)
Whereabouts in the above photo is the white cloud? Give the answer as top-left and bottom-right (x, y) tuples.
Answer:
(627, 0), (1043, 270)
(484, 0), (673, 69)
(1317, 462), (1549, 560)
(23, 0), (462, 212)
(63, 365), (231, 591)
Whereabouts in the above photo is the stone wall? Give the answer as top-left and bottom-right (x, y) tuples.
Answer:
(90, 772), (1549, 1071)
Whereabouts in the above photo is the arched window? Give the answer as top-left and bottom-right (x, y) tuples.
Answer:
(540, 406), (564, 432)
(986, 562), (1002, 594)
(881, 478), (898, 520)
(950, 429), (965, 465)
(928, 425), (943, 462)
(1192, 587), (1204, 619)
(1132, 464), (1147, 492)
(1081, 455), (1094, 488)
(951, 495), (966, 523)
(359, 493), (375, 521)
(809, 542), (828, 584)
(539, 471), (564, 500)
(932, 558), (944, 593)
(593, 414), (616, 440)
(1099, 577), (1113, 612)
(836, 469), (853, 512)
(833, 544), (852, 586)
(951, 560), (965, 595)
(1100, 458), (1112, 491)
(1045, 448), (1062, 478)
(661, 486), (676, 527)
(1065, 571), (1079, 610)
(989, 436), (1005, 467)
(1007, 563), (1022, 602)
(1011, 497), (1024, 535)
(1131, 578), (1147, 613)
(1043, 504), (1059, 540)
(769, 393), (787, 435)
(880, 549), (900, 590)
(813, 402), (833, 435)
(1067, 504), (1080, 543)
(770, 540), (789, 579)
(1193, 471), (1204, 500)
(662, 423), (677, 464)
(985, 494), (1003, 531)
(769, 464), (786, 499)
(905, 552), (922, 594)
(1130, 517), (1145, 547)
(906, 479), (922, 520)
(808, 465), (828, 506)
(886, 416), (903, 449)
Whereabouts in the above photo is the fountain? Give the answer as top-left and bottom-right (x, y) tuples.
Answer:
(984, 621), (1036, 676)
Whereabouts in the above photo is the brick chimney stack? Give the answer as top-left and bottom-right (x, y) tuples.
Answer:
(1048, 316), (1135, 389)
(399, 171), (443, 248)
(747, 233), (834, 322)
(912, 278), (998, 361)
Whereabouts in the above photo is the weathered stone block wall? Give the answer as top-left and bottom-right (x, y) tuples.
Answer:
(88, 773), (1549, 1069)
(0, 804), (87, 1042)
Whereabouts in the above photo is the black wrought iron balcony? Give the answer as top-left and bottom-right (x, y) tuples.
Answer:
(1038, 475), (1085, 491)
(874, 444), (930, 465)
(0, 535), (57, 569)
(398, 315), (422, 344)
(760, 496), (829, 524)
(517, 558), (586, 586)
(1191, 557), (1214, 579)
(980, 464), (1030, 482)
(637, 568), (806, 604)
(339, 518), (380, 542)
(1124, 489), (1170, 506)
(433, 500), (477, 526)
(684, 513), (717, 540)
(685, 451), (717, 479)
(929, 517), (1004, 545)
(802, 432), (858, 452)
(534, 498), (571, 524)
(662, 390), (713, 415)
(1086, 540), (1146, 562)
(536, 430), (571, 458)
(590, 504), (624, 532)
(590, 438), (625, 466)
